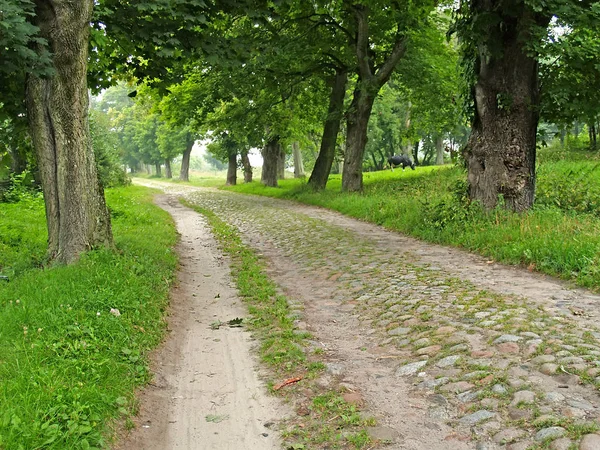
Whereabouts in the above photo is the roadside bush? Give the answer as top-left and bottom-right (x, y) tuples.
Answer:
(0, 170), (41, 203)
(90, 110), (131, 188)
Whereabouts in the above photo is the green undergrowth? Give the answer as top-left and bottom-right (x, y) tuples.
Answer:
(181, 199), (375, 449)
(0, 186), (178, 449)
(222, 156), (600, 291)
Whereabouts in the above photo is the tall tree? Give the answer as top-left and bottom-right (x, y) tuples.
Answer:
(27, 0), (113, 263)
(308, 68), (348, 189)
(453, 1), (597, 211)
(341, 1), (437, 191)
(455, 1), (551, 211)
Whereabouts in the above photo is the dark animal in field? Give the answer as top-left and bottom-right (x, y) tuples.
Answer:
(387, 155), (415, 171)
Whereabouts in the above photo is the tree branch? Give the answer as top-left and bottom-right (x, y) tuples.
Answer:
(351, 4), (373, 80)
(374, 34), (407, 86)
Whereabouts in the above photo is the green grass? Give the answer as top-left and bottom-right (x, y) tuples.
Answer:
(220, 154), (600, 290)
(0, 186), (178, 449)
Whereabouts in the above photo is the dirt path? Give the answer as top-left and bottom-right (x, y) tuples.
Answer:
(124, 180), (600, 450)
(115, 194), (286, 450)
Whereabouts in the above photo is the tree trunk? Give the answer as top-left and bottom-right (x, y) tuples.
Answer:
(588, 123), (597, 150)
(342, 87), (375, 192)
(435, 135), (444, 165)
(26, 0), (113, 264)
(155, 163), (161, 177)
(179, 134), (194, 181)
(412, 141), (420, 166)
(277, 144), (286, 179)
(164, 159), (172, 178)
(341, 5), (407, 192)
(261, 137), (280, 187)
(308, 69), (347, 190)
(292, 141), (305, 178)
(402, 101), (412, 157)
(240, 149), (252, 182)
(226, 151), (237, 186)
(463, 5), (550, 212)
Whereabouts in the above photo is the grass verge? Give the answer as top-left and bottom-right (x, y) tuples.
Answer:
(0, 185), (178, 449)
(181, 199), (376, 449)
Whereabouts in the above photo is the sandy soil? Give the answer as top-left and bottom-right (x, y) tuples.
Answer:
(115, 194), (286, 450)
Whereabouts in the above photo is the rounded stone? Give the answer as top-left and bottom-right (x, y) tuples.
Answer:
(413, 337), (431, 348)
(532, 355), (556, 364)
(521, 331), (541, 338)
(511, 390), (536, 406)
(559, 356), (585, 365)
(567, 399), (594, 411)
(396, 360), (428, 376)
(545, 392), (565, 403)
(436, 355), (461, 368)
(491, 384), (508, 395)
(493, 334), (523, 344)
(509, 407), (533, 421)
(549, 437), (572, 450)
(459, 410), (495, 425)
(579, 433), (600, 450)
(388, 326), (411, 336)
(535, 427), (566, 442)
(440, 381), (475, 393)
(493, 427), (526, 444)
(540, 363), (559, 375)
(436, 326), (456, 334)
(416, 345), (442, 356)
(497, 342), (520, 354)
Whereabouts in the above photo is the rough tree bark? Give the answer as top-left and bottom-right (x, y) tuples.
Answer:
(26, 0), (113, 264)
(164, 159), (172, 178)
(240, 149), (252, 183)
(342, 5), (407, 192)
(435, 135), (444, 165)
(276, 144), (286, 180)
(154, 163), (161, 177)
(261, 137), (280, 187)
(179, 134), (194, 181)
(308, 69), (347, 190)
(588, 123), (597, 150)
(463, 3), (551, 211)
(226, 151), (237, 186)
(292, 141), (305, 178)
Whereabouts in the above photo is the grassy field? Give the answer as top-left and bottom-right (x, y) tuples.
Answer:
(220, 150), (600, 291)
(0, 186), (178, 449)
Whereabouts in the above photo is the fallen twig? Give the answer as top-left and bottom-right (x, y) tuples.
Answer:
(273, 376), (303, 390)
